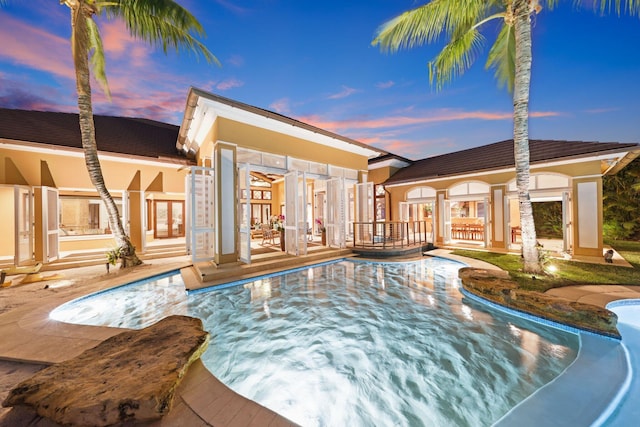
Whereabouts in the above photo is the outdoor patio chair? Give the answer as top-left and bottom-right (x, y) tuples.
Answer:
(261, 224), (276, 245)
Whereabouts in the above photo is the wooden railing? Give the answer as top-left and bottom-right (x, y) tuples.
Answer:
(352, 221), (432, 249)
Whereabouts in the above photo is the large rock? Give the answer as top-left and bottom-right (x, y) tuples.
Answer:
(459, 267), (620, 338)
(2, 315), (210, 426)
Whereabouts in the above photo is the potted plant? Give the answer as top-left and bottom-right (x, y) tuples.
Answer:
(273, 214), (285, 251)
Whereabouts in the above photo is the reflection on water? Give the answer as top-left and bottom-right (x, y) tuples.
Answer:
(50, 259), (579, 427)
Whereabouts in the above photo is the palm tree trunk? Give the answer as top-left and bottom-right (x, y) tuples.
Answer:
(512, 0), (541, 274)
(71, 2), (141, 268)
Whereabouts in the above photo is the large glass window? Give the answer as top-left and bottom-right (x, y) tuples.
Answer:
(59, 196), (122, 236)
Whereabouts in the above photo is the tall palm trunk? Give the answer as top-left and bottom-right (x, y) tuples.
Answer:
(71, 1), (141, 268)
(512, 0), (541, 273)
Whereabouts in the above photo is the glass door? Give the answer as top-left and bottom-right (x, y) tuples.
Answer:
(14, 186), (33, 266)
(154, 200), (185, 238)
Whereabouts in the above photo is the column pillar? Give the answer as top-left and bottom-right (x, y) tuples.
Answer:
(214, 142), (238, 264)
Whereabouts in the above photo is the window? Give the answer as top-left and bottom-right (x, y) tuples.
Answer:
(59, 196), (122, 236)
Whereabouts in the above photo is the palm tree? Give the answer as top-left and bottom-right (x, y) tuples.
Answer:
(372, 0), (638, 273)
(62, 0), (217, 267)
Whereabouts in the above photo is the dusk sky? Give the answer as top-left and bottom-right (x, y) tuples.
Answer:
(1, 0), (638, 160)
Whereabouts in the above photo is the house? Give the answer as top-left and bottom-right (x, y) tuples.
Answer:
(0, 108), (192, 265)
(369, 139), (640, 258)
(2, 91), (638, 267)
(0, 87), (388, 266)
(175, 87), (388, 264)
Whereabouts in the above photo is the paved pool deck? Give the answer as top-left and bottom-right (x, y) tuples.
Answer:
(1, 251), (639, 426)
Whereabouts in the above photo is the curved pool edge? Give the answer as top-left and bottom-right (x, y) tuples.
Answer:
(462, 286), (631, 427)
(598, 299), (640, 426)
(11, 256), (626, 425)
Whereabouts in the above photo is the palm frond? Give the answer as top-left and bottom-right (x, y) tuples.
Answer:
(428, 28), (485, 91)
(574, 0), (640, 16)
(372, 0), (491, 52)
(485, 23), (515, 92)
(100, 0), (219, 65)
(87, 17), (111, 99)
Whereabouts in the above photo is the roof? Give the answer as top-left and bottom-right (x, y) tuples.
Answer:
(368, 152), (413, 167)
(0, 108), (189, 162)
(177, 87), (389, 160)
(383, 139), (640, 186)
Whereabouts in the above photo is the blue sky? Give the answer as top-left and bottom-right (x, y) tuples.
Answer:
(0, 0), (638, 160)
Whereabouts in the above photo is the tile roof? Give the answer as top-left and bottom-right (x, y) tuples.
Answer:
(0, 108), (190, 162)
(383, 139), (640, 185)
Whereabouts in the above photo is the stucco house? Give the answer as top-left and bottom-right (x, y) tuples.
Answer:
(0, 108), (192, 266)
(0, 88), (388, 267)
(369, 139), (640, 259)
(1, 89), (638, 267)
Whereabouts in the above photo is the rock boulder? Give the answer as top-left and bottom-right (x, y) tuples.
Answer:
(2, 315), (210, 426)
(459, 267), (620, 338)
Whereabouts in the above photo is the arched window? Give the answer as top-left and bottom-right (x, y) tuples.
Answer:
(507, 173), (570, 192)
(448, 181), (490, 197)
(406, 186), (436, 200)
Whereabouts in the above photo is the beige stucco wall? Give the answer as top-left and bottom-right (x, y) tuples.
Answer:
(384, 160), (606, 256)
(214, 117), (369, 171)
(368, 165), (397, 185)
(1, 145), (191, 260)
(0, 147), (189, 193)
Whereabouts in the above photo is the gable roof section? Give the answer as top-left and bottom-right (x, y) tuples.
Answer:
(178, 87), (388, 160)
(0, 108), (188, 162)
(383, 139), (640, 186)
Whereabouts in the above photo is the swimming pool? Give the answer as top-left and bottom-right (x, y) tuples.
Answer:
(51, 258), (580, 426)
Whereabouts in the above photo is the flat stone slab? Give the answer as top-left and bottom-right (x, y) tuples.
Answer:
(2, 315), (209, 427)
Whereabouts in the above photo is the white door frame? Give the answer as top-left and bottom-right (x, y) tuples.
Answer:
(14, 186), (34, 266)
(42, 187), (59, 263)
(238, 163), (251, 264)
(186, 166), (215, 263)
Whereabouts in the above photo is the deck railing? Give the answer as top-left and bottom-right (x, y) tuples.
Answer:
(352, 221), (432, 249)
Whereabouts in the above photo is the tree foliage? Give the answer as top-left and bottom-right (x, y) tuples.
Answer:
(603, 157), (640, 240)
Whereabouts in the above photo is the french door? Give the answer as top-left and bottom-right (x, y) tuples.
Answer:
(154, 200), (185, 238)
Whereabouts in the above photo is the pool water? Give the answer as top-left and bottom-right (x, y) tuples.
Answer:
(51, 258), (579, 427)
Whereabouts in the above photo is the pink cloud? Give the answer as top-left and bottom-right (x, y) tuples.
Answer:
(0, 16), (74, 80)
(269, 98), (291, 114)
(226, 54), (245, 67)
(216, 78), (244, 90)
(328, 86), (358, 100)
(300, 109), (560, 133)
(99, 20), (153, 69)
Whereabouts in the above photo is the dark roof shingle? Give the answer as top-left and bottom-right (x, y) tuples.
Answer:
(0, 108), (187, 162)
(383, 139), (640, 185)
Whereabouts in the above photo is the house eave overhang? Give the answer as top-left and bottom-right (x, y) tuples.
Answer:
(368, 158), (413, 170)
(177, 87), (388, 161)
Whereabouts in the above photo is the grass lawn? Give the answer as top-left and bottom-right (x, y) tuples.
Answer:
(452, 240), (640, 293)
